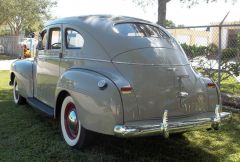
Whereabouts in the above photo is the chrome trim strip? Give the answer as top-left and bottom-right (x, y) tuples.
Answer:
(62, 57), (112, 63)
(177, 91), (189, 98)
(114, 107), (232, 138)
(112, 61), (191, 66)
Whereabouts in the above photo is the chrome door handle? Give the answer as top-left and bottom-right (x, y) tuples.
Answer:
(167, 67), (176, 71)
(178, 91), (189, 98)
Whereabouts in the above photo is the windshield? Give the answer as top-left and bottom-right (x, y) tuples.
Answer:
(114, 23), (170, 39)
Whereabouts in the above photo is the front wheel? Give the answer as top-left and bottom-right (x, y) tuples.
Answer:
(13, 78), (26, 105)
(60, 96), (92, 149)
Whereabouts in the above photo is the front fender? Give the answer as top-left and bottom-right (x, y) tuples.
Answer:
(56, 68), (123, 135)
(10, 59), (34, 98)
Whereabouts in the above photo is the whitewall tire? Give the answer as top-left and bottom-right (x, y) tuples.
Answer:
(13, 78), (25, 105)
(60, 95), (91, 149)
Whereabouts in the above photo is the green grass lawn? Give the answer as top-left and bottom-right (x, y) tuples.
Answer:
(0, 70), (240, 162)
(221, 76), (240, 95)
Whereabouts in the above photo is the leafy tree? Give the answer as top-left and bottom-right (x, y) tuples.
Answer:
(0, 0), (10, 26)
(0, 0), (56, 35)
(132, 0), (237, 27)
(165, 19), (175, 28)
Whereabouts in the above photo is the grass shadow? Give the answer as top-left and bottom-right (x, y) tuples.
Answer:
(0, 77), (239, 161)
(83, 133), (218, 162)
(0, 96), (219, 162)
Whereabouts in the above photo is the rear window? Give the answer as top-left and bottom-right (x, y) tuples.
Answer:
(114, 23), (169, 38)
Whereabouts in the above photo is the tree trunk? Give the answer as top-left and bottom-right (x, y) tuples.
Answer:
(157, 0), (170, 27)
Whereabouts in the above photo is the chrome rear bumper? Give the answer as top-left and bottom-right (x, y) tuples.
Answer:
(114, 105), (232, 138)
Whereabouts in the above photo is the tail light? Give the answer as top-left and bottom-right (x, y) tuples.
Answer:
(207, 82), (216, 88)
(120, 85), (132, 94)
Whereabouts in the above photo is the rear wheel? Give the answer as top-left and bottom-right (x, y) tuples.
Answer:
(60, 96), (92, 149)
(13, 78), (26, 105)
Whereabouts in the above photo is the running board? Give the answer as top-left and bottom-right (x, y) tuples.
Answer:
(27, 98), (54, 118)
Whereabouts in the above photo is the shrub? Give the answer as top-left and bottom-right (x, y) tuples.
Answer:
(181, 43), (218, 59)
(207, 43), (218, 57)
(181, 43), (238, 60)
(181, 43), (208, 58)
(222, 48), (238, 60)
(181, 43), (239, 83)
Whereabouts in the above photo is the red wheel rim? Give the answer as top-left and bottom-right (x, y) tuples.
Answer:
(64, 102), (79, 140)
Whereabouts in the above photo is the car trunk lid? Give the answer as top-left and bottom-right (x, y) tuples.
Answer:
(112, 47), (209, 121)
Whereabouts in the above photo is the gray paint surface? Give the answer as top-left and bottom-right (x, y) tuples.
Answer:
(10, 15), (220, 135)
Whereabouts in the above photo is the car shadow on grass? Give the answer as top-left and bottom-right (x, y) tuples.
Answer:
(83, 133), (218, 162)
(10, 101), (219, 161)
(0, 89), (221, 162)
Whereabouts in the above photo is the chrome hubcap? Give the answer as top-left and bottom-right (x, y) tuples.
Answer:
(68, 110), (78, 133)
(64, 102), (79, 139)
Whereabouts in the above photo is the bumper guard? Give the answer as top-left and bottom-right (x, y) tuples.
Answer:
(114, 105), (232, 138)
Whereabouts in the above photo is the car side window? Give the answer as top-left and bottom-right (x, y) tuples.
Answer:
(38, 30), (47, 50)
(48, 28), (62, 50)
(65, 29), (84, 49)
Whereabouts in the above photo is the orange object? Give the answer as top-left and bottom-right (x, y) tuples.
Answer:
(23, 45), (31, 58)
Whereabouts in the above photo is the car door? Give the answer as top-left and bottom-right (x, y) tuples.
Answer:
(59, 25), (85, 74)
(35, 24), (62, 108)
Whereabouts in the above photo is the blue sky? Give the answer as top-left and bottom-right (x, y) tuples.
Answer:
(52, 0), (240, 26)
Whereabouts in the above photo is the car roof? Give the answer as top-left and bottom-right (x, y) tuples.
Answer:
(46, 15), (154, 27)
(45, 15), (169, 57)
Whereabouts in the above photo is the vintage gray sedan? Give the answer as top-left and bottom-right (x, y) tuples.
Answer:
(10, 15), (231, 149)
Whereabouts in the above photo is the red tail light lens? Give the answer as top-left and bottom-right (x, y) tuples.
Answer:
(120, 86), (132, 94)
(207, 83), (216, 88)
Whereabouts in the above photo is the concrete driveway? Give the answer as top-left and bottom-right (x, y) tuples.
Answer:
(0, 59), (16, 70)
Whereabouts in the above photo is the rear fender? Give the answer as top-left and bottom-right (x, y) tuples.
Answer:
(55, 69), (123, 135)
(200, 76), (220, 111)
(10, 59), (34, 98)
